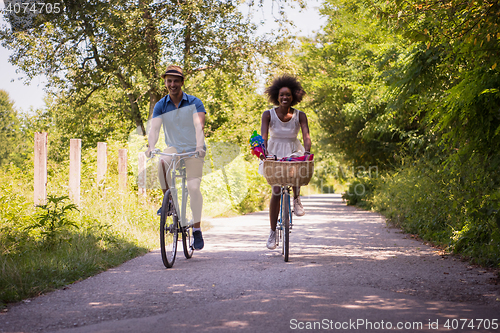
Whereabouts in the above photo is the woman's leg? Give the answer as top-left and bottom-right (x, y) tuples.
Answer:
(267, 185), (281, 249)
(292, 186), (305, 216)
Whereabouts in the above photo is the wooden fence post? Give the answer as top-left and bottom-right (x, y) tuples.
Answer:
(97, 142), (107, 188)
(118, 149), (127, 192)
(34, 132), (47, 206)
(138, 152), (146, 197)
(69, 139), (81, 205)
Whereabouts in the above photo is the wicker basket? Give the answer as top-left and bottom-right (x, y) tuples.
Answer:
(262, 160), (314, 187)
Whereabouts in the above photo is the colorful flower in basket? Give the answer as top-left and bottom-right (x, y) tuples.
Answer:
(249, 130), (266, 158)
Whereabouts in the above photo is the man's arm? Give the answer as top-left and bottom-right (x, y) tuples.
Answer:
(193, 112), (206, 157)
(146, 117), (163, 157)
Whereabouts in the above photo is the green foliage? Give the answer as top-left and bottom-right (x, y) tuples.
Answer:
(0, 145), (158, 306)
(232, 159), (270, 215)
(342, 177), (378, 208)
(374, 0), (500, 159)
(27, 195), (78, 249)
(0, 90), (22, 166)
(185, 69), (267, 144)
(44, 89), (136, 156)
(297, 0), (418, 167)
(433, 68), (500, 157)
(296, 0), (500, 268)
(0, 184), (35, 258)
(371, 155), (500, 266)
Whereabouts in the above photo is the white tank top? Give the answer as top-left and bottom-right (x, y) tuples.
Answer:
(267, 108), (304, 159)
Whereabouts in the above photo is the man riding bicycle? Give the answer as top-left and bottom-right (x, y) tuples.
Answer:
(145, 65), (206, 250)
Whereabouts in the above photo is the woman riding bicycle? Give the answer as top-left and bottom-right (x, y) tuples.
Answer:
(260, 74), (312, 250)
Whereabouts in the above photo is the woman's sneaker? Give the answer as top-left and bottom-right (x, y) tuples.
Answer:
(294, 197), (305, 216)
(266, 229), (277, 249)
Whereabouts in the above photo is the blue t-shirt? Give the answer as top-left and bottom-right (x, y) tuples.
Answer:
(152, 92), (206, 152)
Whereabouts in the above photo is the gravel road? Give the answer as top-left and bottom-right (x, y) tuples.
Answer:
(1, 194), (499, 333)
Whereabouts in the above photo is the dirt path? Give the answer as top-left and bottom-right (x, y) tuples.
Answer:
(1, 194), (499, 333)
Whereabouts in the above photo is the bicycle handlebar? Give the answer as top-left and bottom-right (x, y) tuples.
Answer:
(148, 149), (200, 161)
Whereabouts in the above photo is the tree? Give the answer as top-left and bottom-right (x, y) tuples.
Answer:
(0, 90), (21, 165)
(1, 0), (268, 136)
(374, 0), (500, 158)
(297, 0), (413, 167)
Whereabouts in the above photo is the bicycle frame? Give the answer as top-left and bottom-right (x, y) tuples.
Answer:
(155, 151), (197, 228)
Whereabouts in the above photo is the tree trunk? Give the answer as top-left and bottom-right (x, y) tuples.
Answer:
(115, 71), (146, 135)
(183, 8), (193, 72)
(149, 91), (161, 120)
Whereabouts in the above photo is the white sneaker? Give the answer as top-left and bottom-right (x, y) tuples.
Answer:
(294, 197), (305, 216)
(266, 229), (277, 249)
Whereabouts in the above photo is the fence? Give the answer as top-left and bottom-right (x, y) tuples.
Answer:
(33, 132), (147, 205)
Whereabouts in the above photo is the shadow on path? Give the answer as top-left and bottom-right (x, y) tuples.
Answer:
(1, 194), (499, 333)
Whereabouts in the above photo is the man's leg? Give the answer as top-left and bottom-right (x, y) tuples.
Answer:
(158, 159), (170, 195)
(185, 155), (205, 250)
(156, 148), (176, 215)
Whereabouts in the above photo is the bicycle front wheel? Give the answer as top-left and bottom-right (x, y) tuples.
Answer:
(282, 189), (290, 262)
(182, 226), (194, 259)
(160, 190), (178, 268)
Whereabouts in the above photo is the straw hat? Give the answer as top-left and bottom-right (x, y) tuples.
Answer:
(161, 65), (184, 79)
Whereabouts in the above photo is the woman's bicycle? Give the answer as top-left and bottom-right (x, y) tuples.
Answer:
(150, 149), (198, 268)
(276, 185), (293, 261)
(262, 159), (314, 262)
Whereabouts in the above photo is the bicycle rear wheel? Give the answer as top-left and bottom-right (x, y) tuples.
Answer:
(160, 190), (178, 268)
(182, 226), (194, 259)
(282, 189), (290, 262)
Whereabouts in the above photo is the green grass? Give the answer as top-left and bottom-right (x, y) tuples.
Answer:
(1, 230), (147, 304)
(0, 172), (158, 306)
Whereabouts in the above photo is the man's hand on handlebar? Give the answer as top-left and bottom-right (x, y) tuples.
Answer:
(145, 147), (160, 158)
(195, 148), (206, 158)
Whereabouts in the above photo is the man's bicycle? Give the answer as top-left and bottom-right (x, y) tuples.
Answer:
(150, 149), (198, 268)
(262, 159), (314, 262)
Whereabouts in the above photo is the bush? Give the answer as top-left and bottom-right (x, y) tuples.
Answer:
(26, 195), (78, 249)
(342, 177), (379, 208)
(370, 155), (500, 267)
